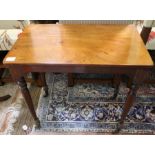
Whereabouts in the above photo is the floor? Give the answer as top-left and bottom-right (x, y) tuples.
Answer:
(1, 77), (155, 135)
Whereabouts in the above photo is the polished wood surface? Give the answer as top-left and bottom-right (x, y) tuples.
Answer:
(3, 24), (153, 66)
(3, 24), (154, 132)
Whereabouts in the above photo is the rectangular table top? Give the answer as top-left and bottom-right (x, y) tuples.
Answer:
(3, 24), (153, 66)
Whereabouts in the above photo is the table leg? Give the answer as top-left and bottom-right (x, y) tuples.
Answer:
(0, 68), (5, 86)
(17, 76), (40, 128)
(39, 73), (48, 97)
(114, 84), (138, 133)
(113, 70), (150, 133)
(110, 75), (121, 100)
(68, 73), (74, 87)
(31, 72), (44, 87)
(0, 68), (11, 102)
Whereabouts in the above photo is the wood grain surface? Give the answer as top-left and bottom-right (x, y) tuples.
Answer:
(3, 24), (153, 66)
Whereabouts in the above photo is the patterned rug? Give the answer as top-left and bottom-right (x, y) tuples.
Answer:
(34, 73), (155, 134)
(0, 82), (23, 135)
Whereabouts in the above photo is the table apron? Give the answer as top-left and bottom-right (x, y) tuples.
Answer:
(10, 65), (152, 75)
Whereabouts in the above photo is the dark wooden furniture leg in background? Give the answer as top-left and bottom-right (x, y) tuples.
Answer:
(0, 68), (11, 102)
(0, 50), (9, 86)
(68, 73), (74, 87)
(31, 72), (43, 87)
(39, 73), (48, 97)
(111, 75), (121, 100)
(0, 50), (11, 101)
(0, 68), (5, 86)
(140, 27), (152, 44)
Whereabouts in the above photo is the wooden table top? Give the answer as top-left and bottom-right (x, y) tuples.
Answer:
(3, 24), (153, 66)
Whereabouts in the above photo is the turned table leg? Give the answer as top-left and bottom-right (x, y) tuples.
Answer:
(114, 70), (150, 133)
(39, 73), (48, 97)
(114, 84), (138, 133)
(18, 77), (40, 128)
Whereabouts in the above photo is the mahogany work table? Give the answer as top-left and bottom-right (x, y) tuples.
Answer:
(3, 24), (153, 132)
